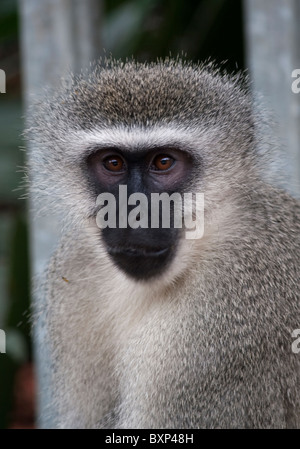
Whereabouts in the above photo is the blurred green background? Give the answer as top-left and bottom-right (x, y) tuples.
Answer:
(0, 0), (244, 428)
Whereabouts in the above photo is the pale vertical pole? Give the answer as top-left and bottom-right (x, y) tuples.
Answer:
(19, 0), (102, 428)
(244, 0), (300, 196)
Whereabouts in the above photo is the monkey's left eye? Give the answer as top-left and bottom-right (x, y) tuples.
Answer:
(151, 154), (175, 171)
(103, 155), (125, 172)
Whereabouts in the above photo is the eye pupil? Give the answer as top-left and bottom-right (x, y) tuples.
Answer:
(103, 155), (124, 172)
(153, 154), (174, 171)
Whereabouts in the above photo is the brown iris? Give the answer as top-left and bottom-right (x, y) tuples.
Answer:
(152, 154), (174, 171)
(103, 155), (125, 172)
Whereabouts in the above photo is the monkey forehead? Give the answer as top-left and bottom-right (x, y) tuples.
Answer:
(51, 61), (253, 130)
(67, 125), (217, 162)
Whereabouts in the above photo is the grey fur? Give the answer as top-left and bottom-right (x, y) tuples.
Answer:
(27, 59), (300, 428)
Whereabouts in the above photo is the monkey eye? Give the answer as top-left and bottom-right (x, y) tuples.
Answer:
(103, 155), (126, 172)
(151, 154), (175, 171)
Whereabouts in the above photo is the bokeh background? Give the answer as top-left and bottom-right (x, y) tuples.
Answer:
(0, 0), (298, 429)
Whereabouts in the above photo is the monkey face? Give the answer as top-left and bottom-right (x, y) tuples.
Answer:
(86, 146), (195, 280)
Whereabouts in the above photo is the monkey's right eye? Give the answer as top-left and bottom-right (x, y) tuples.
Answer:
(103, 155), (126, 172)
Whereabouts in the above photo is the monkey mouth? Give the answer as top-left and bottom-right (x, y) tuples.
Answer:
(105, 245), (174, 280)
(107, 245), (170, 258)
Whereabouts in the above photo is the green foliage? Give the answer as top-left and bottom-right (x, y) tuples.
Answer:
(103, 0), (244, 71)
(0, 0), (18, 41)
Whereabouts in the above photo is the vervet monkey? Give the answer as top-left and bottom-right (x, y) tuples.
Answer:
(27, 59), (300, 428)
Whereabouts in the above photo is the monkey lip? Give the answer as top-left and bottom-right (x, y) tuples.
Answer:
(105, 243), (175, 280)
(107, 245), (170, 258)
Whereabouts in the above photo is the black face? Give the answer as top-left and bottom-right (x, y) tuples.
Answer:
(86, 146), (194, 281)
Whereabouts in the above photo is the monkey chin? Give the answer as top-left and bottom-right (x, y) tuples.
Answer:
(106, 244), (176, 281)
